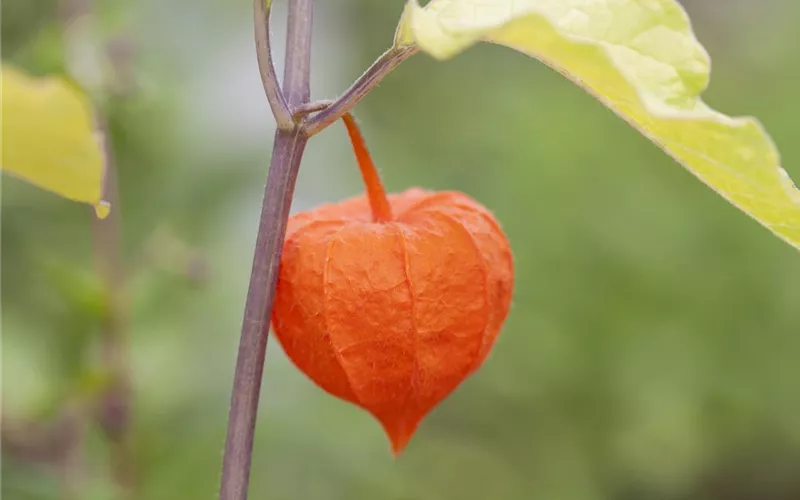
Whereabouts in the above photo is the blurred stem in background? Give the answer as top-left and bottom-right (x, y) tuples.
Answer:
(90, 114), (135, 497)
(62, 0), (136, 496)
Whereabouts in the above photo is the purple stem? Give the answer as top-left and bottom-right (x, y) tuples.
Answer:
(218, 1), (313, 499)
(254, 0), (292, 128)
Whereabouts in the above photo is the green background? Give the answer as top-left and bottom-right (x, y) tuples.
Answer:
(3, 1), (800, 499)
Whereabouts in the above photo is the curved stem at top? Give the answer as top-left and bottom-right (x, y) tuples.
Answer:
(342, 113), (392, 222)
(305, 46), (418, 136)
(254, 0), (293, 129)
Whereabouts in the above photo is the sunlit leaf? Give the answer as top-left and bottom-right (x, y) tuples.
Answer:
(1, 64), (108, 216)
(395, 0), (800, 252)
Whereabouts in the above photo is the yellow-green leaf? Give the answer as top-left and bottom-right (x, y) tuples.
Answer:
(1, 64), (108, 216)
(395, 0), (800, 252)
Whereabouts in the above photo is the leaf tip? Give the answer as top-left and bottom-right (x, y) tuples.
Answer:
(94, 200), (111, 219)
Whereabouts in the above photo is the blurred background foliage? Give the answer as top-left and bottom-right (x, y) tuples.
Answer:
(3, 0), (800, 499)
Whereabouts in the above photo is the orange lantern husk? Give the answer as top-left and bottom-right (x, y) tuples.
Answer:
(271, 114), (514, 455)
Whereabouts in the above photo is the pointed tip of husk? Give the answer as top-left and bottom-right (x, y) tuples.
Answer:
(389, 432), (412, 457)
(380, 415), (422, 457)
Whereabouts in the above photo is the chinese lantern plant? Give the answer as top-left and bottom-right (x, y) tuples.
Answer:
(3, 1), (800, 499)
(272, 114), (514, 454)
(216, 0), (800, 496)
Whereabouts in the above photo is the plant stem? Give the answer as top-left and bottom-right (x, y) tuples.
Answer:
(305, 46), (417, 136)
(282, 0), (313, 107)
(219, 130), (307, 500)
(342, 113), (392, 222)
(91, 116), (135, 499)
(59, 0), (135, 496)
(254, 0), (293, 129)
(56, 406), (88, 500)
(218, 1), (313, 499)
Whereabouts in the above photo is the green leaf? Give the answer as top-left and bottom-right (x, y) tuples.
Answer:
(395, 0), (800, 252)
(1, 64), (109, 217)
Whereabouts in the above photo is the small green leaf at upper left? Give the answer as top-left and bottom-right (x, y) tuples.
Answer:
(1, 64), (109, 217)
